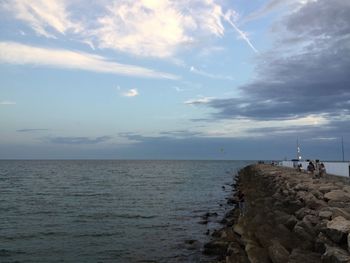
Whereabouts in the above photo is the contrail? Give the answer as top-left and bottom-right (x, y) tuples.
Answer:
(224, 15), (259, 54)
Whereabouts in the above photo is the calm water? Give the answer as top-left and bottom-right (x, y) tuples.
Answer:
(0, 160), (250, 262)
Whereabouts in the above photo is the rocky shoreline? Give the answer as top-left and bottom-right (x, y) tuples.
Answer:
(203, 164), (350, 263)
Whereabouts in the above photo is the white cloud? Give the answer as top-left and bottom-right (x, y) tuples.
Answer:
(0, 42), (178, 79)
(90, 0), (227, 58)
(3, 0), (81, 38)
(123, 89), (139, 97)
(0, 101), (16, 105)
(184, 96), (214, 105)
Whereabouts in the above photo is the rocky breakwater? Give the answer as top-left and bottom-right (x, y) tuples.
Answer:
(204, 164), (350, 263)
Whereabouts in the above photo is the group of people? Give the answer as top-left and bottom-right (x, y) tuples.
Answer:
(305, 161), (327, 178)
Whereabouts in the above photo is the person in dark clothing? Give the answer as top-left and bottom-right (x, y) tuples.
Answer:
(307, 161), (315, 175)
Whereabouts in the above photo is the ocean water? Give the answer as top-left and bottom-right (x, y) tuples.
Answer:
(0, 160), (250, 262)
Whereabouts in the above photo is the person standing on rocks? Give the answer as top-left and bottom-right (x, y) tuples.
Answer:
(307, 161), (315, 175)
(238, 190), (245, 216)
(319, 163), (326, 177)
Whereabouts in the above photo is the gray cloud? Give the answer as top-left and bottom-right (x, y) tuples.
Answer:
(17, 128), (49, 133)
(204, 0), (350, 126)
(46, 136), (112, 145)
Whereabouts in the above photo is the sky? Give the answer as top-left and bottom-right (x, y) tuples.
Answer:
(0, 0), (349, 160)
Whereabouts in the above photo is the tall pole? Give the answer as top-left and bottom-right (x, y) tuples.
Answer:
(342, 136), (345, 162)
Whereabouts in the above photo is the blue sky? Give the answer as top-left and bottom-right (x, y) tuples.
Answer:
(1, 0), (349, 160)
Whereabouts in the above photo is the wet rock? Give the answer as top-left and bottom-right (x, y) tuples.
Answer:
(184, 239), (201, 250)
(267, 240), (289, 263)
(321, 245), (350, 263)
(203, 240), (229, 255)
(226, 241), (250, 263)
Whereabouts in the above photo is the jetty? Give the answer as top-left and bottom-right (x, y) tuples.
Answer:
(204, 164), (350, 262)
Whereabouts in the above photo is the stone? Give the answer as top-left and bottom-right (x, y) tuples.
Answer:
(321, 245), (350, 263)
(330, 208), (350, 220)
(233, 222), (244, 236)
(348, 233), (350, 253)
(293, 225), (314, 250)
(319, 211), (333, 220)
(226, 241), (250, 263)
(324, 190), (350, 202)
(295, 207), (317, 220)
(315, 232), (337, 253)
(288, 248), (321, 263)
(284, 215), (298, 230)
(245, 241), (270, 263)
(268, 240), (290, 263)
(326, 216), (350, 243)
(203, 240), (229, 255)
(319, 185), (338, 194)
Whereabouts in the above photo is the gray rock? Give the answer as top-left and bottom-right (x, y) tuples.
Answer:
(203, 240), (229, 255)
(315, 232), (337, 253)
(330, 208), (350, 220)
(326, 216), (350, 243)
(319, 185), (338, 194)
(268, 240), (289, 263)
(245, 240), (270, 263)
(284, 215), (298, 230)
(319, 211), (333, 220)
(324, 190), (350, 202)
(288, 248), (321, 263)
(321, 245), (350, 263)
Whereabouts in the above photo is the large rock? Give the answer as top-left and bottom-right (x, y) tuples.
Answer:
(315, 232), (337, 253)
(319, 211), (333, 220)
(267, 240), (289, 263)
(319, 185), (339, 194)
(324, 190), (350, 202)
(245, 240), (270, 263)
(203, 240), (229, 255)
(288, 248), (321, 263)
(326, 216), (350, 243)
(321, 245), (350, 263)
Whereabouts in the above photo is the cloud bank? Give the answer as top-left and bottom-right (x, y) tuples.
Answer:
(0, 42), (178, 79)
(203, 0), (350, 130)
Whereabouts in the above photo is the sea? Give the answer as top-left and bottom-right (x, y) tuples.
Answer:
(0, 160), (251, 263)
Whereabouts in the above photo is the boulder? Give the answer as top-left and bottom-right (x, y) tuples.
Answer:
(267, 240), (290, 263)
(321, 245), (350, 263)
(245, 240), (270, 263)
(203, 240), (229, 255)
(315, 232), (337, 253)
(319, 210), (333, 220)
(226, 241), (250, 263)
(330, 208), (350, 220)
(319, 185), (338, 194)
(325, 216), (350, 243)
(284, 215), (298, 230)
(288, 248), (321, 263)
(324, 190), (350, 202)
